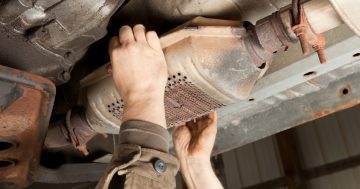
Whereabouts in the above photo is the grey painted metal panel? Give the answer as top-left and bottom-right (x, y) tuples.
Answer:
(204, 25), (360, 154)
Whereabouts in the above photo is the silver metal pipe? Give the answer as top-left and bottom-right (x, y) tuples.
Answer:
(304, 0), (343, 34)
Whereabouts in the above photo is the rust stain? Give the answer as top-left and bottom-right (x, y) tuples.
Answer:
(293, 99), (360, 127)
(306, 79), (320, 89)
(0, 66), (55, 188)
(306, 79), (316, 85)
(291, 5), (327, 64)
(0, 115), (31, 133)
(312, 99), (359, 119)
(338, 85), (352, 98)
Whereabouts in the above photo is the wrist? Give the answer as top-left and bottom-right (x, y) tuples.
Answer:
(180, 157), (222, 189)
(189, 157), (211, 167)
(179, 156), (212, 173)
(122, 94), (166, 128)
(124, 91), (164, 106)
(179, 153), (211, 165)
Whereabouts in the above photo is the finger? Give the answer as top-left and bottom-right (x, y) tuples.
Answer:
(186, 120), (197, 128)
(186, 120), (199, 137)
(173, 125), (188, 139)
(173, 125), (191, 148)
(208, 111), (217, 126)
(119, 25), (135, 44)
(146, 31), (162, 50)
(133, 24), (147, 43)
(108, 36), (120, 52)
(202, 111), (218, 135)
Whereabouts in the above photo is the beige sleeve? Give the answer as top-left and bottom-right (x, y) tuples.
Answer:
(96, 144), (179, 189)
(118, 120), (170, 153)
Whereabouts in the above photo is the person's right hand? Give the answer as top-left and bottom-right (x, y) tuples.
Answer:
(173, 112), (217, 161)
(173, 112), (223, 189)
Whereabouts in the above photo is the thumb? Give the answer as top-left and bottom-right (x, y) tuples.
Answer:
(173, 125), (191, 156)
(173, 125), (191, 143)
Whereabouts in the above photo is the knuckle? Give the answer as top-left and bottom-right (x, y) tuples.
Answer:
(124, 40), (135, 46)
(125, 43), (138, 52)
(112, 47), (122, 54)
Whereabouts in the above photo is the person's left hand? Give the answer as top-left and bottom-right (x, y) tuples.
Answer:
(108, 25), (168, 127)
(109, 24), (167, 104)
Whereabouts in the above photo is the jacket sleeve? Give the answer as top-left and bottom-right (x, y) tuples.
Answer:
(96, 120), (180, 189)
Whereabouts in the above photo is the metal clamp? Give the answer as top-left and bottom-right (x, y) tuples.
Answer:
(292, 0), (327, 64)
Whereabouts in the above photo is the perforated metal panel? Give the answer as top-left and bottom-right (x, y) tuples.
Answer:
(106, 99), (124, 120)
(164, 73), (224, 126)
(100, 73), (224, 127)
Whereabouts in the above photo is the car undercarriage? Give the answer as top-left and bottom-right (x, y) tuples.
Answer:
(0, 0), (359, 188)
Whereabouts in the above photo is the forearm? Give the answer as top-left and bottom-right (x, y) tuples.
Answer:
(180, 157), (223, 189)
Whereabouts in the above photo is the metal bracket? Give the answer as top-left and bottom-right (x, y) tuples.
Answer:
(0, 65), (55, 188)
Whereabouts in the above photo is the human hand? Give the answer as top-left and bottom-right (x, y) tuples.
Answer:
(173, 112), (222, 189)
(109, 24), (167, 104)
(108, 25), (167, 127)
(173, 112), (217, 161)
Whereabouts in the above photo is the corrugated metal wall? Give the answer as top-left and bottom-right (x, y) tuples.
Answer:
(295, 105), (360, 189)
(220, 105), (360, 189)
(222, 137), (284, 188)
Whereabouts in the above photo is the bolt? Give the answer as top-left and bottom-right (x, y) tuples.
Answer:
(61, 71), (71, 81)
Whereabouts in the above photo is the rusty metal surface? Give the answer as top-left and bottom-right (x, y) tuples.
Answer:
(254, 12), (296, 54)
(292, 4), (327, 64)
(0, 65), (55, 188)
(65, 109), (98, 155)
(44, 108), (98, 156)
